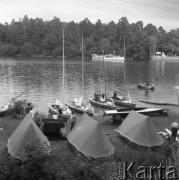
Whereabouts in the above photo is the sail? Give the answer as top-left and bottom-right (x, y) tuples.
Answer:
(55, 98), (63, 107)
(74, 96), (83, 107)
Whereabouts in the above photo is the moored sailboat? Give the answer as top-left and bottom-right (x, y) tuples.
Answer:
(88, 50), (116, 110)
(48, 29), (71, 120)
(68, 34), (94, 115)
(110, 37), (136, 108)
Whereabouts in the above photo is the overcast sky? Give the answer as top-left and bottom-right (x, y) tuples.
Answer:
(0, 0), (179, 31)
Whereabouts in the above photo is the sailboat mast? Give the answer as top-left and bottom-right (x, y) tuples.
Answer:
(102, 50), (107, 100)
(82, 34), (84, 96)
(124, 36), (126, 89)
(63, 29), (65, 104)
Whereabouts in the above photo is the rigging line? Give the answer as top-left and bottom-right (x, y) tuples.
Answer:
(62, 28), (65, 104)
(82, 33), (84, 97)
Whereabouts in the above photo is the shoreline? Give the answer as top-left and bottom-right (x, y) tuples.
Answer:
(151, 56), (179, 61)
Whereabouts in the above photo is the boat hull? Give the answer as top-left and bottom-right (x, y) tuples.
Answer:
(112, 98), (136, 108)
(92, 56), (124, 62)
(139, 100), (178, 107)
(92, 54), (124, 62)
(137, 84), (155, 91)
(88, 98), (116, 110)
(104, 107), (167, 117)
(68, 103), (93, 116)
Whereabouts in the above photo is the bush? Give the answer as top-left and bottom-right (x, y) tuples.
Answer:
(5, 99), (27, 119)
(20, 42), (33, 56)
(0, 44), (19, 56)
(0, 142), (60, 180)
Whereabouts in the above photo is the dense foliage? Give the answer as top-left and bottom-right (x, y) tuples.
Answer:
(0, 15), (179, 60)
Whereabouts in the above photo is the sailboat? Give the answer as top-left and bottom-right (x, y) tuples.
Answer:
(111, 37), (136, 108)
(68, 34), (94, 116)
(88, 50), (116, 110)
(48, 29), (71, 120)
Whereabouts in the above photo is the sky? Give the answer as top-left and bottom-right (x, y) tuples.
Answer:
(0, 0), (179, 31)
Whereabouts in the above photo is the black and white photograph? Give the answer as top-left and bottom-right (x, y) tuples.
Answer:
(0, 0), (179, 179)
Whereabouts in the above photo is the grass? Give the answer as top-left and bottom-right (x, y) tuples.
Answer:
(0, 104), (179, 179)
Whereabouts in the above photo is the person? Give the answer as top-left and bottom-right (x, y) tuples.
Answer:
(113, 91), (117, 99)
(58, 108), (63, 119)
(170, 122), (179, 164)
(94, 91), (98, 101)
(145, 81), (149, 87)
(70, 110), (77, 130)
(171, 122), (179, 142)
(24, 103), (33, 114)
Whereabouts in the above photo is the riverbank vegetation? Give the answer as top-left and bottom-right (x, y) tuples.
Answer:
(0, 15), (179, 60)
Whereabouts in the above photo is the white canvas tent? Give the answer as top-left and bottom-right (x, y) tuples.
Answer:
(67, 113), (114, 158)
(114, 110), (164, 147)
(7, 113), (50, 159)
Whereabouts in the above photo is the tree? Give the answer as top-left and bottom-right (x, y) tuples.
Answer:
(99, 38), (110, 54)
(43, 33), (58, 52)
(20, 42), (33, 56)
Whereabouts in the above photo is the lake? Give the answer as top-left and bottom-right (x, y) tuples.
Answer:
(0, 57), (179, 114)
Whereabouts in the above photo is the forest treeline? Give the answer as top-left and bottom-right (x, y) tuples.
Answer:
(0, 15), (179, 60)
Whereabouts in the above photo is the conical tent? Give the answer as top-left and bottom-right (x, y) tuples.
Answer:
(67, 113), (114, 158)
(7, 113), (50, 159)
(114, 110), (164, 147)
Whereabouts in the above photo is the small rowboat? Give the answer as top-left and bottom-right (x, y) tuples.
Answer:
(139, 100), (178, 107)
(88, 98), (116, 110)
(48, 103), (71, 120)
(137, 84), (155, 91)
(68, 102), (94, 116)
(104, 107), (167, 117)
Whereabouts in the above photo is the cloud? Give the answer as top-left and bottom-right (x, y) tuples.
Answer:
(0, 0), (178, 31)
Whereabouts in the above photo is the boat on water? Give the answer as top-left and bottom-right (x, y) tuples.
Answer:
(68, 101), (94, 116)
(48, 29), (72, 121)
(89, 50), (117, 110)
(92, 54), (124, 62)
(110, 38), (136, 108)
(104, 107), (167, 117)
(88, 97), (116, 110)
(111, 95), (136, 108)
(48, 99), (72, 120)
(139, 100), (178, 107)
(137, 84), (155, 91)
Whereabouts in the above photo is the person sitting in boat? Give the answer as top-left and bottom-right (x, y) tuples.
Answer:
(24, 103), (33, 114)
(113, 91), (118, 99)
(100, 93), (106, 102)
(97, 91), (102, 102)
(145, 81), (150, 87)
(94, 91), (98, 101)
(58, 108), (63, 119)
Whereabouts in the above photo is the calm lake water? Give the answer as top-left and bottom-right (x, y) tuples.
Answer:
(0, 57), (179, 114)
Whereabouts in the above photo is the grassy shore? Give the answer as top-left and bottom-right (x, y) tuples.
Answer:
(0, 105), (179, 179)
